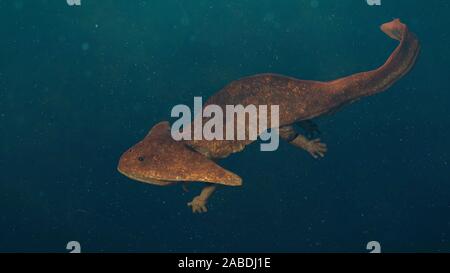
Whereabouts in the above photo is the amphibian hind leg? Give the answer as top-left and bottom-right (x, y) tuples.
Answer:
(187, 184), (217, 213)
(279, 125), (327, 159)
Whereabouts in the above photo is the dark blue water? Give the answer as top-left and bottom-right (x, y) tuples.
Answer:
(0, 0), (449, 252)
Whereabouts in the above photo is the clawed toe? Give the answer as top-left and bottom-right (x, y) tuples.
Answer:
(187, 197), (208, 213)
(308, 139), (328, 159)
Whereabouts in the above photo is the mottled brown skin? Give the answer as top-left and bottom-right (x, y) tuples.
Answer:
(118, 19), (420, 213)
(186, 19), (420, 159)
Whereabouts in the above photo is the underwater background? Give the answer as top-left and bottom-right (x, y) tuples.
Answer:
(0, 0), (449, 253)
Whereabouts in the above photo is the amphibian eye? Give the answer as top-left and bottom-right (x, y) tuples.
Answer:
(138, 156), (145, 162)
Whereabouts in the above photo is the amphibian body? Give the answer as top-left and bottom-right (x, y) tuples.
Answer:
(118, 19), (420, 213)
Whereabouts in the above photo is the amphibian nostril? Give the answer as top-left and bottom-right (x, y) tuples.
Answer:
(138, 156), (145, 162)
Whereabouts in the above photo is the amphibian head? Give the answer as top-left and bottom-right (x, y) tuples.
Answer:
(117, 121), (242, 187)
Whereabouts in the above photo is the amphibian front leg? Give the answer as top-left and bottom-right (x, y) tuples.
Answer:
(279, 125), (327, 159)
(187, 184), (217, 213)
